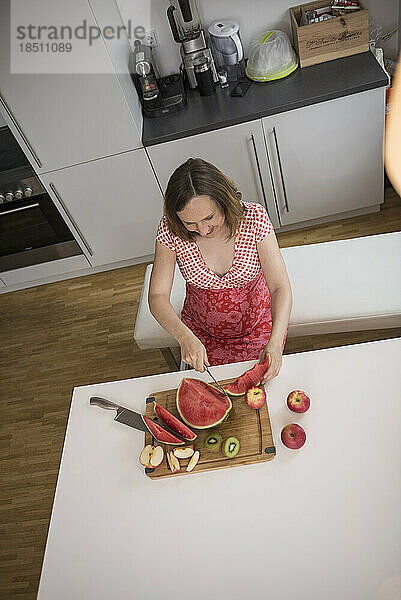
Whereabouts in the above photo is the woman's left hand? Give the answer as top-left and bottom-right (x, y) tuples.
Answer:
(259, 341), (283, 384)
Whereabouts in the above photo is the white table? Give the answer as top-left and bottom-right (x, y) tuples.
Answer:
(38, 339), (401, 600)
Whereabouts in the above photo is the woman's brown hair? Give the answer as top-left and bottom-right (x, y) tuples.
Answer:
(164, 158), (244, 242)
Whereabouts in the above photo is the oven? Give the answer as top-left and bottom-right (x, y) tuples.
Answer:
(0, 125), (83, 272)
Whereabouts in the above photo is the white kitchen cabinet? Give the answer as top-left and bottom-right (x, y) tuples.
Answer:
(0, 277), (6, 288)
(40, 149), (163, 267)
(0, 0), (142, 174)
(0, 254), (90, 287)
(147, 120), (278, 224)
(262, 88), (385, 227)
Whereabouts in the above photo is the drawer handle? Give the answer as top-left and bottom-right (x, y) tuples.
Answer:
(272, 127), (290, 213)
(0, 93), (42, 169)
(250, 133), (269, 211)
(0, 202), (39, 216)
(49, 182), (93, 257)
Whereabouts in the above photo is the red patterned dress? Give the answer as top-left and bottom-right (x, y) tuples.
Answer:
(156, 201), (287, 366)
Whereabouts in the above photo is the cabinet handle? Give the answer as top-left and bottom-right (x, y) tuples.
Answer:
(0, 93), (42, 169)
(272, 127), (290, 213)
(49, 182), (93, 257)
(250, 133), (269, 211)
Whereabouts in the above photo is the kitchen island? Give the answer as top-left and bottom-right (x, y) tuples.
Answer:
(37, 338), (401, 600)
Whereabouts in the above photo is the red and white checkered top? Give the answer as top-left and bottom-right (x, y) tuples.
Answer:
(155, 201), (273, 290)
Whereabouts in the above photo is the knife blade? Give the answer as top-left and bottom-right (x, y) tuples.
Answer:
(204, 365), (230, 399)
(90, 396), (149, 432)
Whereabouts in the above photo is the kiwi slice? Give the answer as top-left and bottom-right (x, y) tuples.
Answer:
(204, 433), (222, 450)
(224, 436), (240, 458)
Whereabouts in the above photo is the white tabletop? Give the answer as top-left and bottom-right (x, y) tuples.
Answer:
(38, 339), (401, 600)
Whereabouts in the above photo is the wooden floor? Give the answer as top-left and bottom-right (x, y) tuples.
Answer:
(1, 186), (400, 599)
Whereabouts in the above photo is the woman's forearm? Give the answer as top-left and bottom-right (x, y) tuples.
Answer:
(268, 284), (292, 348)
(149, 294), (194, 345)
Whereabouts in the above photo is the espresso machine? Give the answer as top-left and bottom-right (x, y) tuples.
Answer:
(129, 40), (186, 117)
(167, 0), (218, 89)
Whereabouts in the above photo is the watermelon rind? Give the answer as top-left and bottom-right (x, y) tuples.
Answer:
(176, 378), (232, 430)
(224, 353), (271, 396)
(153, 401), (197, 441)
(142, 415), (184, 445)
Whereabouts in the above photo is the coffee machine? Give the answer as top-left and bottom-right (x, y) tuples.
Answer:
(167, 0), (218, 89)
(129, 40), (186, 117)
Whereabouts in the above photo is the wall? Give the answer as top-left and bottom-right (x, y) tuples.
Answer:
(0, 112), (7, 127)
(117, 0), (399, 75)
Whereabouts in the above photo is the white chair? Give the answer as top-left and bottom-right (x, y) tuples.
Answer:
(134, 232), (401, 364)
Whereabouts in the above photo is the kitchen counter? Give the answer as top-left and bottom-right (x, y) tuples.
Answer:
(143, 51), (388, 146)
(37, 338), (401, 600)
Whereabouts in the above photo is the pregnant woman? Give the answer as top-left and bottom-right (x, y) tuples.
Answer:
(148, 158), (292, 383)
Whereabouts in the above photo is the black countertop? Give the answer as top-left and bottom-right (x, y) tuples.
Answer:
(142, 51), (388, 147)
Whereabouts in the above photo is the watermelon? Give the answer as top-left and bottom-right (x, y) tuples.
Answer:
(176, 378), (232, 430)
(224, 353), (271, 396)
(142, 415), (184, 445)
(153, 402), (197, 442)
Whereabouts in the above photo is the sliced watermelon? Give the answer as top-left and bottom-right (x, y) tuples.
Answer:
(142, 415), (184, 445)
(224, 353), (271, 396)
(176, 378), (232, 430)
(153, 402), (197, 442)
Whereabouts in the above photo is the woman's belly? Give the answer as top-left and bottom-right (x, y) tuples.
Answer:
(181, 270), (271, 339)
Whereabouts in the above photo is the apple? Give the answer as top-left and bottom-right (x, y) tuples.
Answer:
(246, 386), (267, 409)
(287, 390), (311, 413)
(280, 423), (306, 449)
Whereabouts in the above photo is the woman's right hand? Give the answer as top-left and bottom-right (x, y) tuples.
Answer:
(179, 332), (209, 372)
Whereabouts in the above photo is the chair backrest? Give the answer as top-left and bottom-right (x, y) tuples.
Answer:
(134, 264), (185, 349)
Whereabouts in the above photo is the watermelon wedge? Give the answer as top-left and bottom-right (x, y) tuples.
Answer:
(176, 378), (232, 429)
(142, 415), (184, 445)
(224, 353), (271, 396)
(153, 402), (197, 442)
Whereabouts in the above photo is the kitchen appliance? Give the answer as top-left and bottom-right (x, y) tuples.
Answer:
(167, 0), (218, 89)
(0, 125), (83, 272)
(246, 30), (298, 82)
(129, 40), (186, 117)
(193, 56), (215, 96)
(208, 20), (246, 82)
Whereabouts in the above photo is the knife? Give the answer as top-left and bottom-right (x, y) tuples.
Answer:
(204, 365), (230, 399)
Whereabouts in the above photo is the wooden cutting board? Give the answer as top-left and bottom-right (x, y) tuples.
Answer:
(143, 377), (275, 479)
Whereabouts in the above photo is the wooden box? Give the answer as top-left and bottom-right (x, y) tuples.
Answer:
(290, 1), (369, 68)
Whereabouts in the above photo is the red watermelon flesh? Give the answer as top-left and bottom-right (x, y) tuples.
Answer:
(176, 378), (232, 430)
(153, 402), (197, 441)
(224, 353), (271, 396)
(142, 415), (184, 445)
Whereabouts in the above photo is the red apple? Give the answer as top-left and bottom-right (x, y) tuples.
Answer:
(287, 390), (311, 413)
(281, 423), (306, 449)
(246, 386), (267, 409)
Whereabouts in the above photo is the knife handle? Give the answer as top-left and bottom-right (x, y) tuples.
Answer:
(90, 396), (120, 411)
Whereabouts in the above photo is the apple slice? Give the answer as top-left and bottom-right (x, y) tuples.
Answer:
(139, 445), (153, 468)
(149, 446), (164, 467)
(173, 446), (195, 459)
(186, 450), (200, 472)
(167, 451), (180, 474)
